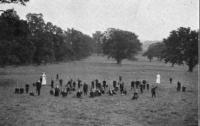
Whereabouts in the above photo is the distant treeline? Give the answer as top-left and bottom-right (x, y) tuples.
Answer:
(0, 9), (95, 66)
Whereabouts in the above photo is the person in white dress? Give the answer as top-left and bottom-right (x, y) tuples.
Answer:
(156, 72), (160, 84)
(41, 72), (47, 85)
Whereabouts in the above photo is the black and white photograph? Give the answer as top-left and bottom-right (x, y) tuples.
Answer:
(0, 0), (199, 126)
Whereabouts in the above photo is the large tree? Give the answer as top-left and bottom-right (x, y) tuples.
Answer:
(65, 28), (94, 60)
(0, 9), (34, 66)
(143, 42), (165, 62)
(101, 28), (142, 64)
(162, 27), (198, 72)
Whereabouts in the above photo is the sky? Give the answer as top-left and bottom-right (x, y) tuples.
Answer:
(0, 0), (199, 41)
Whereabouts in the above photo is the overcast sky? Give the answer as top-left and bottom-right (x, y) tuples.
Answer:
(0, 0), (199, 41)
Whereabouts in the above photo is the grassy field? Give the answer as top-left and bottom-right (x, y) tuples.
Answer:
(0, 55), (198, 126)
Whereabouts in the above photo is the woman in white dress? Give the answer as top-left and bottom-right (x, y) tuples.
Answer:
(156, 72), (160, 84)
(41, 72), (47, 85)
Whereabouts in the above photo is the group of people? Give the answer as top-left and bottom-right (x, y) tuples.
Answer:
(48, 74), (159, 100)
(14, 72), (187, 101)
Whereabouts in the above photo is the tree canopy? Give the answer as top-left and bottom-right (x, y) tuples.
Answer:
(92, 31), (103, 55)
(162, 27), (198, 72)
(0, 9), (95, 66)
(101, 28), (142, 64)
(143, 42), (165, 62)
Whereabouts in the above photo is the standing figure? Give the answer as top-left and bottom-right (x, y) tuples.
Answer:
(56, 74), (59, 80)
(36, 80), (42, 96)
(151, 85), (157, 98)
(41, 72), (47, 85)
(131, 81), (135, 90)
(72, 81), (76, 90)
(78, 79), (82, 89)
(103, 80), (107, 89)
(25, 84), (29, 94)
(83, 83), (88, 95)
(91, 81), (95, 89)
(54, 85), (60, 96)
(51, 79), (54, 88)
(59, 79), (63, 87)
(177, 81), (181, 91)
(113, 81), (117, 90)
(146, 83), (149, 90)
(156, 72), (160, 84)
(169, 77), (173, 84)
(118, 76), (124, 94)
(140, 84), (143, 93)
(136, 81), (140, 89)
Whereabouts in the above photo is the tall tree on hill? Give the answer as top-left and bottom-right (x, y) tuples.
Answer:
(101, 28), (142, 64)
(162, 27), (198, 72)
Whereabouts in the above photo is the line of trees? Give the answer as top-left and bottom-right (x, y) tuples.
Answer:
(0, 8), (142, 66)
(0, 9), (94, 66)
(143, 27), (198, 72)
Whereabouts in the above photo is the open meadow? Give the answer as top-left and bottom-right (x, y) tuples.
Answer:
(0, 55), (198, 126)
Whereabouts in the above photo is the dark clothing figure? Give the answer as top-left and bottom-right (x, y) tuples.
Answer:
(95, 79), (99, 87)
(142, 80), (146, 85)
(131, 81), (135, 90)
(15, 88), (19, 94)
(132, 92), (138, 100)
(120, 83), (124, 94)
(67, 81), (72, 89)
(50, 89), (54, 95)
(136, 81), (140, 88)
(51, 80), (54, 88)
(56, 74), (59, 80)
(151, 86), (157, 98)
(40, 77), (42, 83)
(59, 79), (63, 87)
(78, 80), (82, 88)
(169, 78), (173, 84)
(103, 80), (107, 89)
(36, 81), (42, 96)
(25, 84), (29, 94)
(113, 81), (117, 91)
(73, 82), (76, 89)
(177, 81), (181, 91)
(20, 88), (24, 94)
(182, 86), (186, 92)
(76, 90), (82, 98)
(54, 87), (60, 96)
(143, 84), (145, 90)
(61, 89), (68, 97)
(83, 83), (88, 95)
(140, 84), (143, 93)
(91, 81), (95, 89)
(147, 84), (149, 90)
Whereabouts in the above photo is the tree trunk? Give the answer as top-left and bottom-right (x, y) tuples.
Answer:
(188, 65), (194, 72)
(116, 59), (122, 64)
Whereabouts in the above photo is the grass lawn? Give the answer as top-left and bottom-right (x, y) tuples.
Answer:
(0, 55), (198, 126)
